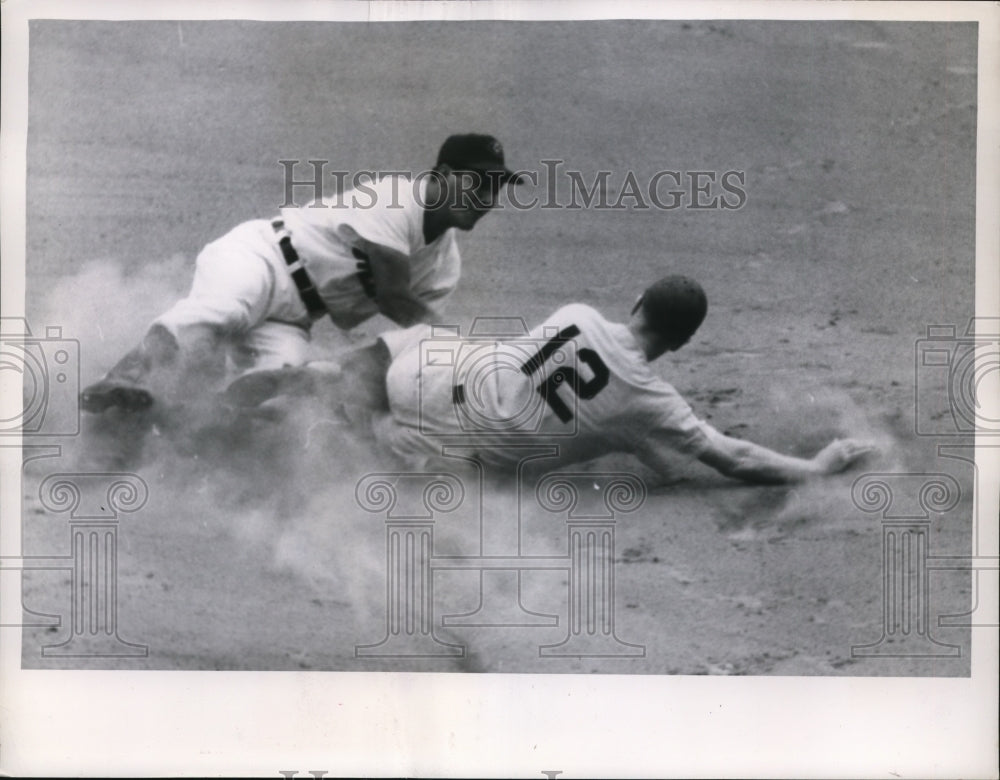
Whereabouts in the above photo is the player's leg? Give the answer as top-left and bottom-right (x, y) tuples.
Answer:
(223, 337), (391, 418)
(76, 322), (181, 469)
(78, 223), (284, 468)
(221, 320), (318, 407)
(78, 323), (176, 412)
(80, 222), (279, 412)
(232, 319), (312, 372)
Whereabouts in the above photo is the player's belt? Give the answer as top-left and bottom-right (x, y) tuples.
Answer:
(271, 218), (328, 317)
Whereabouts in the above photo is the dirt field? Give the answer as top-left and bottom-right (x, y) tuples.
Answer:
(17, 19), (977, 676)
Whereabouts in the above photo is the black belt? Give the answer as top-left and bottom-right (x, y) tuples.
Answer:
(271, 219), (328, 317)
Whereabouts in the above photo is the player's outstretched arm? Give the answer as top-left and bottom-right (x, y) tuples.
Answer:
(359, 240), (444, 327)
(696, 429), (876, 485)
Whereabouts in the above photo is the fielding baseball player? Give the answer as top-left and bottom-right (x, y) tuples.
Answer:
(372, 275), (875, 484)
(79, 133), (522, 417)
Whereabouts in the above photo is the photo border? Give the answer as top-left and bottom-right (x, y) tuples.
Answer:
(1, 1), (997, 777)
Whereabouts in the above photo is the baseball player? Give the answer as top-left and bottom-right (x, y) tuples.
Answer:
(79, 133), (522, 416)
(370, 275), (875, 484)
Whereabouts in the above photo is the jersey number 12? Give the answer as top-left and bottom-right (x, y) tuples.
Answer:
(519, 325), (610, 423)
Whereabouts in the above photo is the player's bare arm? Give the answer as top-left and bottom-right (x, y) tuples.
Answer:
(357, 238), (444, 327)
(625, 277), (876, 485)
(696, 429), (876, 485)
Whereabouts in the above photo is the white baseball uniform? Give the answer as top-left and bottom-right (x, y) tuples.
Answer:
(377, 303), (716, 470)
(153, 175), (460, 373)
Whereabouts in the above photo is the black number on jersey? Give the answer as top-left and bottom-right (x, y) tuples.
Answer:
(519, 325), (610, 423)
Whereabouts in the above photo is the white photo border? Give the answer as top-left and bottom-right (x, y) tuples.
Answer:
(1, 1), (997, 777)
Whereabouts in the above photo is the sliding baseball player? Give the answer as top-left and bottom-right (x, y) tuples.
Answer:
(372, 275), (875, 484)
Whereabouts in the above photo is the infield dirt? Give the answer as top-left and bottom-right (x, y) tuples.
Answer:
(18, 19), (977, 675)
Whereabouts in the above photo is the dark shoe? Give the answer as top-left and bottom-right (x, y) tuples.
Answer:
(80, 379), (154, 413)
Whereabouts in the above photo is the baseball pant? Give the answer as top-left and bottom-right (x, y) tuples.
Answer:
(154, 218), (313, 374)
(105, 219), (314, 392)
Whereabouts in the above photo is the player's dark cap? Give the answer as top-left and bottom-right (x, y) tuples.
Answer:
(635, 275), (708, 346)
(437, 134), (525, 187)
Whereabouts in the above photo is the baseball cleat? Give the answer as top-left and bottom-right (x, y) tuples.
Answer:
(79, 379), (154, 413)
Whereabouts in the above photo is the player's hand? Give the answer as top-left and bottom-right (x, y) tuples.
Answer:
(812, 438), (877, 475)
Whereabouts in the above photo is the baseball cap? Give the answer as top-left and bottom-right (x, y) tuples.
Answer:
(636, 275), (708, 345)
(437, 134), (524, 186)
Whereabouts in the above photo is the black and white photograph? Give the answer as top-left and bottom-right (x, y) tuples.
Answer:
(1, 0), (997, 776)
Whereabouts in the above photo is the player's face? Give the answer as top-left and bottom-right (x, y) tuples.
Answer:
(443, 170), (499, 230)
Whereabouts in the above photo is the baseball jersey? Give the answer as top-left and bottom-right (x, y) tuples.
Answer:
(279, 175), (461, 330)
(379, 303), (716, 471)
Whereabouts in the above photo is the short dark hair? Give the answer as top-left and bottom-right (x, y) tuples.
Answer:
(635, 275), (708, 345)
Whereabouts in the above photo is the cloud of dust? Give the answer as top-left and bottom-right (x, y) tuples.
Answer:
(135, 377), (398, 638)
(36, 254), (192, 384)
(767, 383), (904, 471)
(761, 384), (906, 536)
(29, 255), (413, 641)
(23, 256), (580, 659)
